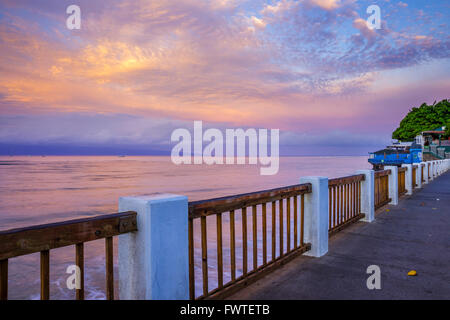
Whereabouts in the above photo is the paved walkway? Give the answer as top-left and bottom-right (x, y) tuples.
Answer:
(229, 172), (450, 300)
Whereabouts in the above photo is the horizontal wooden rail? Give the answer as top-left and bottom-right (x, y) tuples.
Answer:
(0, 211), (137, 300)
(328, 174), (365, 187)
(375, 169), (391, 178)
(0, 211), (137, 260)
(189, 183), (312, 218)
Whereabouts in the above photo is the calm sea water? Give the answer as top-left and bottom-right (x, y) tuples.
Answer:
(0, 156), (370, 299)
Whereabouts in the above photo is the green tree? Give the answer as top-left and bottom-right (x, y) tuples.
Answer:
(445, 120), (450, 139)
(392, 99), (450, 141)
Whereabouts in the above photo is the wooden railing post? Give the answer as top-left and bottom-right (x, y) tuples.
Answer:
(299, 176), (328, 257)
(401, 164), (413, 195)
(118, 194), (189, 300)
(385, 166), (398, 205)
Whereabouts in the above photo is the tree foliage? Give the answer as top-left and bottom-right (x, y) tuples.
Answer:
(392, 99), (450, 141)
(445, 120), (450, 139)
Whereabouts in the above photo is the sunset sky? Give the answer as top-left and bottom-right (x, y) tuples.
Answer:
(0, 0), (449, 155)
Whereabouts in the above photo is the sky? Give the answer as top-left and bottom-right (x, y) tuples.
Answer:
(0, 0), (449, 155)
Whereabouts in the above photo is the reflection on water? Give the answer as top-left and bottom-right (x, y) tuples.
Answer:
(0, 156), (370, 299)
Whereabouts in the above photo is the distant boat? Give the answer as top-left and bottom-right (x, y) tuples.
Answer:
(118, 155), (126, 158)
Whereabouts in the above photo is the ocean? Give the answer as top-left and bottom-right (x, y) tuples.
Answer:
(0, 156), (371, 299)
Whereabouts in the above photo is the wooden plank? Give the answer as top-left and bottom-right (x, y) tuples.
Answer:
(230, 210), (236, 281)
(40, 250), (49, 300)
(293, 196), (298, 249)
(189, 184), (312, 218)
(105, 237), (114, 300)
(346, 184), (349, 221)
(355, 182), (358, 216)
(188, 218), (195, 299)
(200, 243), (311, 300)
(271, 202), (276, 261)
(334, 186), (341, 226)
(328, 188), (332, 231)
(300, 194), (305, 246)
(262, 203), (267, 265)
(347, 184), (351, 220)
(374, 169), (391, 178)
(0, 259), (7, 300)
(242, 208), (247, 275)
(252, 206), (257, 270)
(75, 243), (84, 300)
(350, 183), (354, 218)
(0, 211), (137, 260)
(385, 176), (389, 202)
(358, 181), (361, 214)
(217, 213), (223, 288)
(375, 198), (392, 210)
(340, 185), (343, 225)
(333, 186), (337, 229)
(329, 213), (366, 237)
(328, 174), (365, 187)
(201, 215), (208, 296)
(279, 199), (283, 257)
(286, 197), (291, 252)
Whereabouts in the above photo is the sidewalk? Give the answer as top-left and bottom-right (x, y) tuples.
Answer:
(228, 172), (450, 300)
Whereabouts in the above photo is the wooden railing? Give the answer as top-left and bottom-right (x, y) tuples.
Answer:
(0, 211), (137, 300)
(412, 165), (418, 188)
(188, 183), (312, 300)
(421, 164), (425, 183)
(328, 174), (365, 236)
(398, 167), (407, 196)
(374, 170), (391, 210)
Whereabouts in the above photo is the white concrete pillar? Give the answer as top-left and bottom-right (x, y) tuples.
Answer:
(299, 176), (328, 258)
(433, 161), (438, 177)
(355, 170), (375, 222)
(421, 162), (429, 184)
(401, 164), (413, 195)
(385, 166), (398, 205)
(118, 194), (189, 300)
(416, 164), (422, 189)
(435, 160), (439, 177)
(429, 162), (434, 181)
